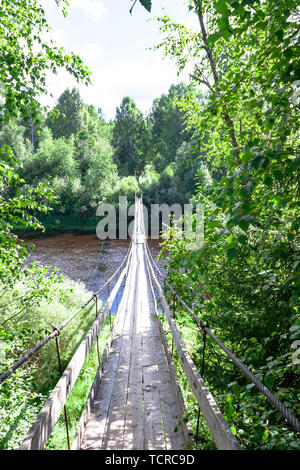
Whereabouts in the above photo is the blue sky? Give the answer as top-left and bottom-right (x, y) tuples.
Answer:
(42, 0), (198, 120)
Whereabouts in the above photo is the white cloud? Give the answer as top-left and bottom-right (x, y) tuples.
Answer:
(40, 50), (192, 121)
(76, 43), (103, 65)
(79, 56), (190, 119)
(38, 0), (194, 120)
(71, 0), (107, 22)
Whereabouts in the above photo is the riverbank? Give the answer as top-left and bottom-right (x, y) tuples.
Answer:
(15, 214), (99, 235)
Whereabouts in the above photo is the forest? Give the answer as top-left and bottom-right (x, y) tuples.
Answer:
(0, 82), (204, 232)
(0, 0), (299, 452)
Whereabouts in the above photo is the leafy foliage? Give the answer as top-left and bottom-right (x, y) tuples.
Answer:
(0, 276), (96, 449)
(1, 0), (299, 451)
(46, 88), (84, 139)
(112, 96), (150, 175)
(155, 0), (300, 449)
(0, 0), (90, 127)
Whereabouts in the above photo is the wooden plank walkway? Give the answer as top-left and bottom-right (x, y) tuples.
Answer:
(77, 200), (189, 450)
(19, 197), (241, 451)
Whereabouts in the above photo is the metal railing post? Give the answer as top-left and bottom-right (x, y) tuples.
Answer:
(53, 327), (71, 450)
(94, 295), (101, 365)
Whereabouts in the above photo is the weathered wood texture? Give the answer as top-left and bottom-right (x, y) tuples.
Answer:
(145, 257), (195, 447)
(19, 198), (241, 452)
(76, 200), (190, 450)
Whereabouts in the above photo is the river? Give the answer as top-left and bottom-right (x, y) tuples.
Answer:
(24, 232), (164, 296)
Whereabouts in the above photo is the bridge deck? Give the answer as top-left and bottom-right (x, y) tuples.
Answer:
(79, 204), (187, 450)
(18, 198), (244, 451)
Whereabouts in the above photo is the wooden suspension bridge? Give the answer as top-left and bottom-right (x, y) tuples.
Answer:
(1, 197), (299, 451)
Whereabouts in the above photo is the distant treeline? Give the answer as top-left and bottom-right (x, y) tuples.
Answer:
(0, 84), (215, 232)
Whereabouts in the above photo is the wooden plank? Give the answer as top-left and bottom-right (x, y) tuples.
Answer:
(143, 362), (165, 450)
(143, 290), (185, 450)
(71, 272), (133, 450)
(155, 314), (194, 447)
(79, 347), (120, 450)
(122, 313), (144, 450)
(102, 253), (137, 450)
(145, 256), (194, 448)
(144, 245), (193, 449)
(81, 253), (136, 450)
(147, 334), (186, 450)
(71, 329), (116, 450)
(146, 250), (241, 451)
(135, 242), (166, 450)
(73, 199), (194, 452)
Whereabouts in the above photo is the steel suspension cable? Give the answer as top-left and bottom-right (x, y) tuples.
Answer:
(145, 240), (300, 433)
(0, 241), (132, 385)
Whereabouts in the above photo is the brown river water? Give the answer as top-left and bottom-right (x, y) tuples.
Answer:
(23, 233), (164, 299)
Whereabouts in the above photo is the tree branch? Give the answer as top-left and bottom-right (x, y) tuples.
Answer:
(192, 0), (241, 164)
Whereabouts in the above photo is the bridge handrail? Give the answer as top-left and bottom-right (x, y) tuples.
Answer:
(145, 241), (300, 434)
(19, 258), (131, 450)
(144, 243), (241, 450)
(0, 240), (133, 385)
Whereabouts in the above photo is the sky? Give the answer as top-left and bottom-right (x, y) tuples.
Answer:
(41, 0), (198, 121)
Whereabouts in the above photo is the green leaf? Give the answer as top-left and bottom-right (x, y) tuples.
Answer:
(284, 48), (293, 59)
(240, 183), (252, 198)
(273, 169), (283, 181)
(220, 28), (231, 40)
(264, 176), (273, 187)
(139, 0), (152, 12)
(218, 17), (230, 30)
(226, 247), (238, 260)
(238, 234), (248, 244)
(207, 32), (220, 46)
(238, 219), (249, 232)
(251, 155), (265, 169)
(264, 373), (274, 389)
(214, 0), (230, 16)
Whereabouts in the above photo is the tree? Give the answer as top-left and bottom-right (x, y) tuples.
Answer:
(47, 87), (84, 139)
(154, 0), (300, 449)
(112, 97), (150, 175)
(74, 103), (114, 180)
(83, 138), (119, 208)
(0, 120), (32, 164)
(0, 1), (90, 127)
(173, 141), (210, 198)
(129, 0), (152, 14)
(149, 83), (192, 171)
(23, 127), (77, 183)
(0, 0), (90, 282)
